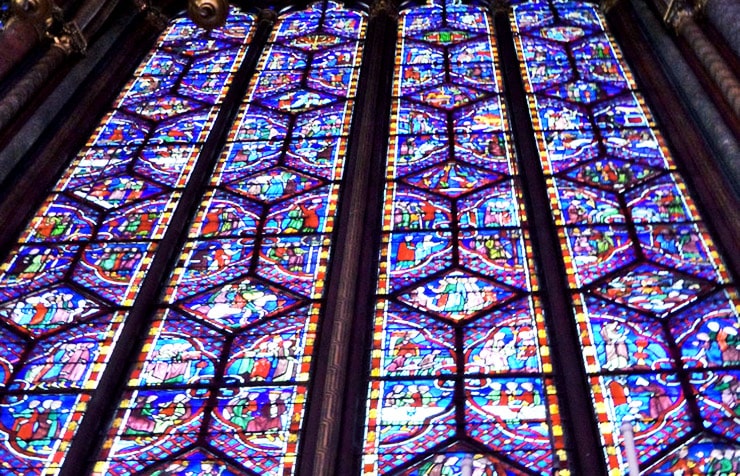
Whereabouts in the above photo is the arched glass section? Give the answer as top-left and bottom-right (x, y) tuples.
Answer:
(93, 2), (366, 474)
(512, 0), (740, 473)
(0, 12), (254, 475)
(361, 1), (567, 474)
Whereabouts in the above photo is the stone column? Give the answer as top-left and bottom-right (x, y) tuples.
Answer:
(669, 7), (740, 118)
(700, 0), (740, 59)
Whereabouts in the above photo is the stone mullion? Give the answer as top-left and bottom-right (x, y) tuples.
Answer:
(56, 11), (277, 476)
(297, 1), (398, 475)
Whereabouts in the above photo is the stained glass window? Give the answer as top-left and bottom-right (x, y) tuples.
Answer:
(361, 2), (567, 474)
(0, 0), (738, 474)
(0, 11), (255, 475)
(93, 2), (365, 474)
(512, 0), (740, 473)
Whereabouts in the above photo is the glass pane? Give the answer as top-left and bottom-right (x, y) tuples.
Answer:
(362, 1), (568, 474)
(0, 11), (255, 475)
(512, 0), (740, 473)
(93, 2), (366, 475)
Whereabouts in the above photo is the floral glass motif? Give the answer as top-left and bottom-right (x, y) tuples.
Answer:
(512, 0), (739, 473)
(0, 12), (254, 475)
(93, 2), (365, 475)
(362, 2), (567, 474)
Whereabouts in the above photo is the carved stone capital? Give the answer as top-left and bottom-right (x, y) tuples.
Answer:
(599, 0), (621, 13)
(490, 0), (510, 15)
(132, 0), (169, 29)
(370, 0), (398, 21)
(668, 7), (694, 31)
(51, 20), (87, 55)
(258, 8), (278, 26)
(188, 0), (229, 29)
(663, 0), (695, 30)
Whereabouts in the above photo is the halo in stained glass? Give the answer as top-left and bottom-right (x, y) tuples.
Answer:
(672, 290), (740, 368)
(563, 157), (663, 192)
(226, 167), (324, 204)
(404, 161), (500, 198)
(264, 185), (335, 234)
(24, 195), (100, 243)
(387, 185), (452, 231)
(590, 263), (711, 316)
(409, 84), (487, 110)
(135, 144), (200, 188)
(596, 373), (692, 462)
(649, 435), (740, 475)
(223, 306), (316, 384)
(397, 270), (518, 322)
(176, 276), (303, 330)
(0, 284), (105, 337)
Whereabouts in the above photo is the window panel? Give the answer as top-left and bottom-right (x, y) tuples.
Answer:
(512, 0), (740, 473)
(0, 11), (255, 475)
(93, 2), (366, 474)
(362, 2), (567, 474)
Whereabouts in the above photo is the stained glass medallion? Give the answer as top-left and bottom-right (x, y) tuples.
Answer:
(94, 2), (365, 475)
(512, 1), (739, 473)
(363, 2), (566, 474)
(0, 11), (255, 475)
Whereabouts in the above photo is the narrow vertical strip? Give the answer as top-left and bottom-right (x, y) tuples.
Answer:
(0, 12), (255, 475)
(361, 1), (567, 474)
(512, 0), (740, 473)
(93, 2), (367, 475)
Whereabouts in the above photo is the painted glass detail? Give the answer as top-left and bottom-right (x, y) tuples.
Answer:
(362, 2), (567, 474)
(512, 1), (739, 473)
(0, 12), (254, 475)
(93, 2), (365, 475)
